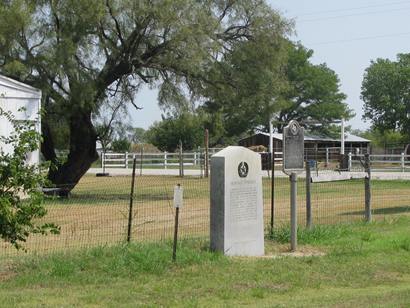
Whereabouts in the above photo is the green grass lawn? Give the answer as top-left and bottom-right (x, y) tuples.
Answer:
(0, 216), (409, 307)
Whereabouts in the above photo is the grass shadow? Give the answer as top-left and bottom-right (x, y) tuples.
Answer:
(341, 205), (410, 216)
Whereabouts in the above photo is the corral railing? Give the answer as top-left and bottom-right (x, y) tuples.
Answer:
(350, 153), (410, 172)
(101, 149), (409, 172)
(101, 148), (223, 170)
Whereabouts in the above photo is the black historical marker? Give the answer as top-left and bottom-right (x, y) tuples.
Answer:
(283, 120), (304, 175)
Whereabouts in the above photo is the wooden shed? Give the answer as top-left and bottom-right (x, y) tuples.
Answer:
(239, 132), (370, 154)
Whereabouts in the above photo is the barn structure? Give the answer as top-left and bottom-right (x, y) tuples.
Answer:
(238, 132), (371, 155)
(0, 74), (42, 165)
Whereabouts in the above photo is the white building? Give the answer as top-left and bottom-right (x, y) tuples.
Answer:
(0, 74), (42, 165)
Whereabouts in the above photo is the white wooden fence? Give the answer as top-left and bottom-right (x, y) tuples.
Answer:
(350, 153), (410, 172)
(101, 150), (409, 172)
(101, 148), (223, 170)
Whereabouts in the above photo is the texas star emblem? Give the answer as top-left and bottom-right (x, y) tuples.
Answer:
(238, 161), (249, 178)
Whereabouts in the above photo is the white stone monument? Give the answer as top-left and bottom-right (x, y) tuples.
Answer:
(210, 146), (264, 256)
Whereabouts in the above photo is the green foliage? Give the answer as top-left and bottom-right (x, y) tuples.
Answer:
(200, 42), (352, 139)
(362, 53), (410, 140)
(355, 128), (406, 149)
(0, 108), (58, 249)
(145, 112), (204, 152)
(275, 43), (353, 133)
(111, 138), (131, 152)
(200, 34), (288, 138)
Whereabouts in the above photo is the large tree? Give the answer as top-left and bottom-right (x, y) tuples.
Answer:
(361, 53), (410, 140)
(274, 43), (352, 133)
(199, 30), (288, 139)
(0, 0), (290, 191)
(199, 41), (352, 140)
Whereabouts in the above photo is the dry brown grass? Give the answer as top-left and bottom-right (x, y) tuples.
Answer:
(1, 175), (408, 256)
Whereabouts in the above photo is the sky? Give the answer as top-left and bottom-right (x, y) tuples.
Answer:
(130, 0), (410, 131)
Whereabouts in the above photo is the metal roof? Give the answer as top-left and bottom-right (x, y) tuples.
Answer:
(254, 132), (370, 143)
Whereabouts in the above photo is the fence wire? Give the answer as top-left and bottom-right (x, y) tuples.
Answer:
(1, 167), (409, 257)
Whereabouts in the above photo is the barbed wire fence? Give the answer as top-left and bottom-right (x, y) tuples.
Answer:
(1, 150), (409, 257)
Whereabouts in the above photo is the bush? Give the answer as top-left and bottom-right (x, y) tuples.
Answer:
(0, 108), (58, 249)
(111, 138), (131, 152)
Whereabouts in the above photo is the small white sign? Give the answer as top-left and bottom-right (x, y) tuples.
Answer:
(173, 185), (183, 208)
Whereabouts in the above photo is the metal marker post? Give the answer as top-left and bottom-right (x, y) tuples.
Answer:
(127, 158), (137, 243)
(172, 207), (180, 262)
(290, 172), (297, 251)
(172, 184), (183, 261)
(306, 161), (312, 229)
(283, 120), (304, 252)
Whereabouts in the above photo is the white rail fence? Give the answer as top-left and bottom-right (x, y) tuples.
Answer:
(101, 148), (223, 170)
(101, 150), (409, 172)
(350, 153), (410, 172)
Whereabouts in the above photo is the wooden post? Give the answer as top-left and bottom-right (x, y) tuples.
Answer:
(199, 147), (203, 178)
(364, 154), (372, 222)
(401, 152), (405, 172)
(179, 140), (184, 177)
(139, 146), (143, 176)
(204, 129), (209, 178)
(325, 148), (329, 167)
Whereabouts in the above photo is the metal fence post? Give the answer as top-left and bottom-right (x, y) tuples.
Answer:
(164, 151), (168, 170)
(306, 161), (312, 229)
(348, 152), (352, 171)
(127, 158), (137, 243)
(125, 152), (128, 169)
(364, 153), (372, 222)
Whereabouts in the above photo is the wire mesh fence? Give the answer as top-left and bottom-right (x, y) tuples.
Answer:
(1, 165), (409, 257)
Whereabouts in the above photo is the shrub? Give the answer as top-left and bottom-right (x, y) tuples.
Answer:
(0, 108), (58, 249)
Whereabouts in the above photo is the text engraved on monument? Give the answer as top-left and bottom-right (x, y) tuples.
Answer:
(229, 182), (257, 223)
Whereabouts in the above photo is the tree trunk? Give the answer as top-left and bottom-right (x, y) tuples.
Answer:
(47, 109), (98, 195)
